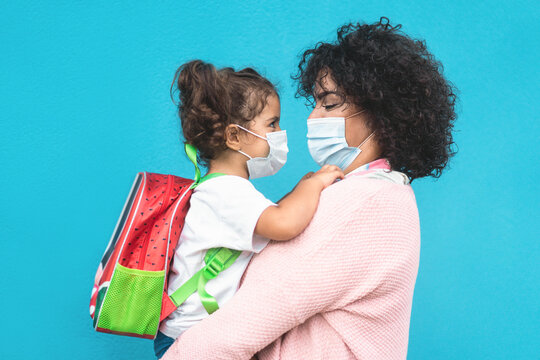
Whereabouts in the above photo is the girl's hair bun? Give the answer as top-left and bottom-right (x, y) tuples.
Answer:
(171, 60), (278, 166)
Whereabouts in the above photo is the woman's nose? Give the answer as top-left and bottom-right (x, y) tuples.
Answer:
(307, 107), (323, 120)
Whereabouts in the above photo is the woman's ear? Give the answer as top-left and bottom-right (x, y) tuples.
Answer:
(225, 124), (242, 151)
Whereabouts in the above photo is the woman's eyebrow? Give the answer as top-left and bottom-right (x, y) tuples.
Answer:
(314, 90), (337, 100)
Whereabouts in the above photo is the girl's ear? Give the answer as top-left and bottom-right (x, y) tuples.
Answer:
(225, 124), (242, 151)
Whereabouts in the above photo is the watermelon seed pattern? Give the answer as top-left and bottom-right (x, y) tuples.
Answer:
(113, 173), (193, 272)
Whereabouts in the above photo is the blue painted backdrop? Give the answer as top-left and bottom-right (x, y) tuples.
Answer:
(1, 1), (538, 359)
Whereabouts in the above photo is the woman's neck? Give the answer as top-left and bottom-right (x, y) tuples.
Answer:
(343, 142), (382, 175)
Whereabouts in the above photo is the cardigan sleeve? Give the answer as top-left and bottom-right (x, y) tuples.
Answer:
(160, 182), (419, 359)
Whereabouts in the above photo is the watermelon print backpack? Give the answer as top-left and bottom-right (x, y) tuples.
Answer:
(90, 144), (241, 339)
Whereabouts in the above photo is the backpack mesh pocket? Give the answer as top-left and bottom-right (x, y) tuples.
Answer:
(97, 264), (164, 337)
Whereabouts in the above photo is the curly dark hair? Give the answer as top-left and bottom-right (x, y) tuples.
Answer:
(294, 17), (457, 181)
(171, 60), (278, 166)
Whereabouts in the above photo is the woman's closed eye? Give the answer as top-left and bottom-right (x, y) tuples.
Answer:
(323, 104), (338, 110)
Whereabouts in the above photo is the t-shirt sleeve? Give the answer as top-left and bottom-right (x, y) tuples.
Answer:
(209, 176), (276, 253)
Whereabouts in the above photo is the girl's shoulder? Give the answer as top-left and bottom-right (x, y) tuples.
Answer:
(192, 174), (272, 211)
(195, 174), (258, 195)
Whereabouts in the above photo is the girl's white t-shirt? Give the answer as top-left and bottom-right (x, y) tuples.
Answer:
(159, 175), (276, 339)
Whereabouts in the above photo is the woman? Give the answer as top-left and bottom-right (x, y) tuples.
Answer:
(162, 17), (457, 359)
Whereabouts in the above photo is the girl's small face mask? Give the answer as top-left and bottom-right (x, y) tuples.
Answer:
(235, 125), (288, 179)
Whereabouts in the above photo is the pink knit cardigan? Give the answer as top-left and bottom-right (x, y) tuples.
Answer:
(161, 166), (420, 359)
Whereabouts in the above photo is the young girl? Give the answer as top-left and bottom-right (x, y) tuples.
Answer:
(155, 60), (343, 358)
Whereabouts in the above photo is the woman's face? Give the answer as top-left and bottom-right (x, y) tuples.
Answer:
(308, 71), (372, 149)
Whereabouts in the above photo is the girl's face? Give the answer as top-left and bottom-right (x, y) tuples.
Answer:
(239, 94), (281, 158)
(308, 72), (372, 149)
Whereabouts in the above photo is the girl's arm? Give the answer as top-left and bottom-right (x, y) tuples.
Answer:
(254, 165), (343, 240)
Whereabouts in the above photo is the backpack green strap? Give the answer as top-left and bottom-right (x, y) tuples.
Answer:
(169, 247), (242, 314)
(178, 144), (238, 313)
(199, 172), (225, 184)
(185, 143), (201, 188)
(185, 143), (226, 189)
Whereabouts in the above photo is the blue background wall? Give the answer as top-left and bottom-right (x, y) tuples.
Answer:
(1, 1), (538, 359)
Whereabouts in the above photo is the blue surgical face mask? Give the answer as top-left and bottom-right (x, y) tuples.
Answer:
(306, 110), (374, 170)
(235, 125), (288, 179)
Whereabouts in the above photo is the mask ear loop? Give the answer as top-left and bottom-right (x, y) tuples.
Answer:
(344, 109), (366, 120)
(234, 124), (268, 160)
(356, 132), (375, 150)
(343, 109), (373, 150)
(234, 124), (268, 141)
(237, 150), (252, 160)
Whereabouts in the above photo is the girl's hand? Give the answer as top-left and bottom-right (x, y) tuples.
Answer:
(259, 165), (344, 241)
(308, 165), (345, 189)
(299, 171), (315, 181)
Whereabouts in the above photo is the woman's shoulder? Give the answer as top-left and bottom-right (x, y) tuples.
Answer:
(243, 173), (420, 285)
(315, 174), (420, 270)
(321, 171), (417, 212)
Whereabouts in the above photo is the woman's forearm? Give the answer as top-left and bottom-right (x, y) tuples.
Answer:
(161, 198), (356, 359)
(161, 205), (360, 359)
(160, 279), (298, 359)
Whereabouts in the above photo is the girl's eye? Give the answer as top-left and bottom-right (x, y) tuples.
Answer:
(269, 122), (276, 128)
(323, 104), (338, 110)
